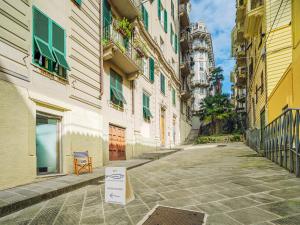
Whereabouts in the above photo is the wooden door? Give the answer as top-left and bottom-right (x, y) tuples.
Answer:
(109, 124), (126, 160)
(160, 109), (165, 146)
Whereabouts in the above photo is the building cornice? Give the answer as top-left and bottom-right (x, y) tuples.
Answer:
(134, 19), (181, 87)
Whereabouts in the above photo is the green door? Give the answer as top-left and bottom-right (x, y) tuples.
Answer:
(36, 114), (60, 174)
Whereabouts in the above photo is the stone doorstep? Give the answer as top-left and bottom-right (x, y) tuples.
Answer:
(0, 159), (150, 218)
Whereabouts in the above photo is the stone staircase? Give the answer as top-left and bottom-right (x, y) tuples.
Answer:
(137, 147), (182, 160)
(184, 129), (199, 144)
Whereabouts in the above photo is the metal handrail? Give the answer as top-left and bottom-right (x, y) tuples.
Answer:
(263, 108), (300, 177)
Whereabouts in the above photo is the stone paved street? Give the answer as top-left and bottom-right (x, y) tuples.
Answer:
(1, 143), (300, 225)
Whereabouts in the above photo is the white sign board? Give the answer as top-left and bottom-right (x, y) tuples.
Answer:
(105, 167), (134, 205)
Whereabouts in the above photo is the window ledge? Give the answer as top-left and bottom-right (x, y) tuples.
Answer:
(110, 102), (124, 112)
(32, 63), (68, 85)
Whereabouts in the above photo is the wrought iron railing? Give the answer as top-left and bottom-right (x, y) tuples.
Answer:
(246, 128), (261, 151)
(264, 108), (300, 177)
(103, 19), (142, 69)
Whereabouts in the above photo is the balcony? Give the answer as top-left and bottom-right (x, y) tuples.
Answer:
(180, 30), (190, 51)
(236, 0), (246, 21)
(236, 44), (246, 57)
(180, 56), (191, 76)
(103, 22), (142, 80)
(236, 106), (246, 113)
(244, 0), (264, 37)
(192, 42), (209, 51)
(236, 93), (246, 102)
(108, 0), (140, 20)
(191, 79), (210, 88)
(236, 66), (247, 85)
(180, 4), (190, 28)
(236, 22), (245, 43)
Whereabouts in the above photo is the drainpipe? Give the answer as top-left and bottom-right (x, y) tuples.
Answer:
(99, 0), (104, 97)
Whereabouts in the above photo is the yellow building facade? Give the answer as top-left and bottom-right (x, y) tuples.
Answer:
(268, 0), (300, 121)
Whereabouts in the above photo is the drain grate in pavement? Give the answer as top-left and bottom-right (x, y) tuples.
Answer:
(140, 206), (205, 225)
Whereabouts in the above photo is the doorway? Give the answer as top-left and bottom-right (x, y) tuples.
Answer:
(160, 108), (166, 146)
(36, 113), (61, 175)
(109, 124), (126, 160)
(260, 109), (266, 149)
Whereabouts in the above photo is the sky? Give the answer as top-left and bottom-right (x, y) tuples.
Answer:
(189, 0), (236, 94)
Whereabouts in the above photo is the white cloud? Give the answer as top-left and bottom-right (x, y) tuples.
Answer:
(190, 0), (235, 93)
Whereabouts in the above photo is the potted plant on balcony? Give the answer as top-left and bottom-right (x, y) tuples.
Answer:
(115, 18), (132, 39)
(133, 38), (147, 57)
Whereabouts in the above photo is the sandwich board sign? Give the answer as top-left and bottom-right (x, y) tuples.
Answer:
(105, 167), (134, 205)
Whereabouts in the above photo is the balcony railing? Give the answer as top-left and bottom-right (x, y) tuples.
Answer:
(103, 20), (142, 79)
(264, 108), (300, 177)
(191, 79), (209, 87)
(180, 30), (190, 51)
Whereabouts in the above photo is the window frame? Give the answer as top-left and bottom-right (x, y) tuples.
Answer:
(32, 6), (69, 78)
(143, 92), (152, 121)
(160, 73), (166, 95)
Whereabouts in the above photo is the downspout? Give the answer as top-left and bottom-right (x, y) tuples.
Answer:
(99, 0), (104, 97)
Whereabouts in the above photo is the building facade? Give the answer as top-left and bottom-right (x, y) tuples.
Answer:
(232, 0), (292, 149)
(179, 0), (192, 143)
(0, 0), (182, 189)
(190, 21), (215, 130)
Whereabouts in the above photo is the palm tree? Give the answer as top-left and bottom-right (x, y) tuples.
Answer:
(198, 94), (233, 134)
(210, 67), (224, 94)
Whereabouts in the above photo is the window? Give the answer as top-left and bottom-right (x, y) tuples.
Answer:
(172, 87), (176, 106)
(164, 10), (168, 33)
(141, 5), (149, 31)
(200, 62), (204, 71)
(143, 93), (152, 121)
(143, 58), (148, 76)
(174, 34), (178, 54)
(158, 0), (162, 21)
(171, 0), (174, 19)
(149, 57), (155, 82)
(110, 70), (126, 108)
(160, 73), (166, 95)
(74, 0), (82, 5)
(170, 24), (174, 47)
(33, 7), (69, 78)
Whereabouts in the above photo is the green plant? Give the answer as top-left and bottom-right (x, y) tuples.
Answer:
(115, 18), (132, 38)
(101, 38), (109, 46)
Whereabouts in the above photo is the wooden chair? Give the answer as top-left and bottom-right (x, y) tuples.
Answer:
(73, 151), (93, 175)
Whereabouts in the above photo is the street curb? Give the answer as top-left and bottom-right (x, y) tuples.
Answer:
(0, 160), (151, 218)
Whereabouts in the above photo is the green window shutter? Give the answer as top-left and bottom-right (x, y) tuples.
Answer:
(172, 88), (176, 106)
(158, 0), (161, 21)
(171, 1), (174, 19)
(143, 93), (152, 119)
(33, 8), (55, 62)
(175, 34), (178, 54)
(142, 5), (149, 31)
(33, 8), (49, 43)
(52, 23), (69, 70)
(160, 74), (165, 95)
(164, 10), (168, 33)
(103, 0), (112, 39)
(110, 70), (126, 106)
(75, 0), (82, 5)
(149, 57), (155, 82)
(170, 24), (173, 46)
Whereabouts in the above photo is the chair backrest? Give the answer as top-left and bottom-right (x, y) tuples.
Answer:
(73, 151), (89, 159)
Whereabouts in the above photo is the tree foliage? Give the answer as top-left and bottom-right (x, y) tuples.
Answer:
(198, 94), (234, 134)
(210, 67), (224, 94)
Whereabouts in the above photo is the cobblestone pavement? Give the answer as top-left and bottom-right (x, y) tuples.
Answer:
(1, 143), (300, 225)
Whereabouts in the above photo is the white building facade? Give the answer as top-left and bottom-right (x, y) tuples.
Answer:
(190, 21), (215, 130)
